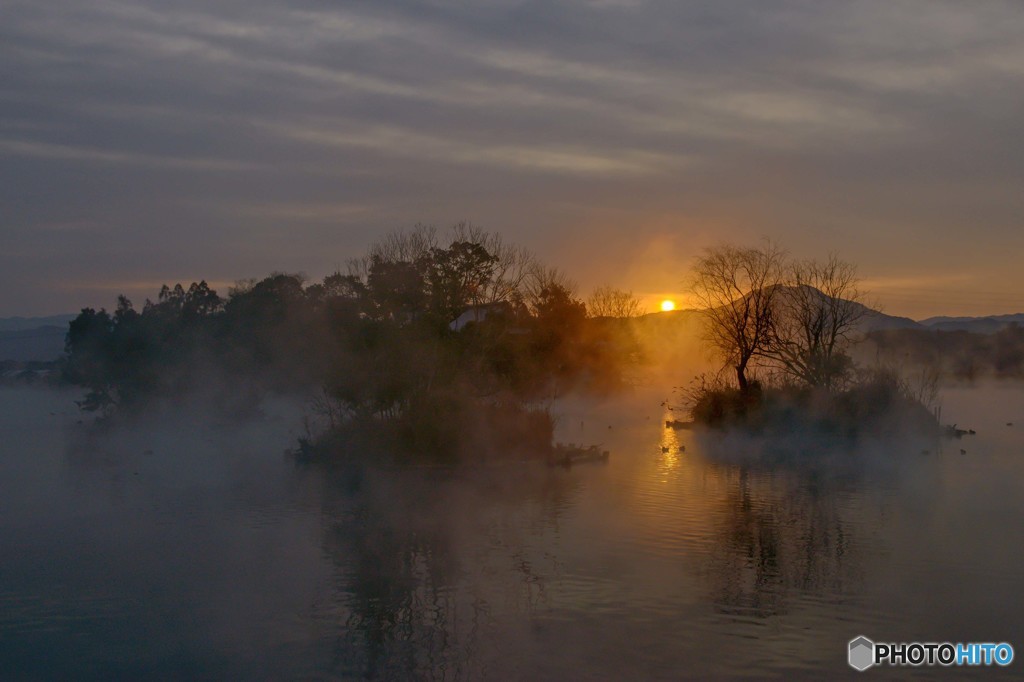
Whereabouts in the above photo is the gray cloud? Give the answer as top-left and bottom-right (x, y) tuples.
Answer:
(2, 0), (1024, 317)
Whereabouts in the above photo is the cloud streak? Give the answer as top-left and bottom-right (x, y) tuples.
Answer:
(0, 138), (263, 171)
(2, 0), (1024, 317)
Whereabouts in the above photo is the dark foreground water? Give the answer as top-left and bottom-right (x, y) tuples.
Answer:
(2, 384), (1023, 680)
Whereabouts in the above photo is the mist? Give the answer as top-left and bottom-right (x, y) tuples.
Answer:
(4, 367), (1023, 678)
(5, 0), (1024, 674)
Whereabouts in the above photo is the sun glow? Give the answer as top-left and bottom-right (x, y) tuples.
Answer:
(660, 299), (676, 312)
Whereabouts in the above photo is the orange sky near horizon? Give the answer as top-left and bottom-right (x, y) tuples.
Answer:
(51, 266), (1024, 323)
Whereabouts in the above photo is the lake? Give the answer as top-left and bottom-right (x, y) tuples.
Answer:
(2, 384), (1023, 680)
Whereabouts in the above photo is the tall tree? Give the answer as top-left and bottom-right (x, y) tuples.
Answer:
(769, 255), (867, 390)
(182, 281), (223, 318)
(690, 242), (784, 393)
(449, 223), (535, 306)
(422, 240), (498, 322)
(366, 257), (427, 321)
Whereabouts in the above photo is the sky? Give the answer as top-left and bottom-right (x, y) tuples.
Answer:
(2, 0), (1024, 319)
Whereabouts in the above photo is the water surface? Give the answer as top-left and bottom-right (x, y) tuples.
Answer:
(1, 384), (1022, 679)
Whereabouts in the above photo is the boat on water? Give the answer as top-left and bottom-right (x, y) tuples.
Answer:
(665, 419), (695, 430)
(549, 443), (610, 467)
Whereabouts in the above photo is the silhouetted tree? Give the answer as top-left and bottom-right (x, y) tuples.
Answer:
(529, 282), (587, 381)
(993, 323), (1024, 377)
(422, 240), (498, 322)
(769, 255), (866, 390)
(587, 286), (644, 318)
(690, 242), (784, 393)
(60, 224), (645, 457)
(64, 307), (116, 412)
(366, 258), (427, 321)
(449, 222), (535, 305)
(182, 280), (223, 318)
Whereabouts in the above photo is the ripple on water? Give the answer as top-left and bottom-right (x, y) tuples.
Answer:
(4, 387), (1024, 679)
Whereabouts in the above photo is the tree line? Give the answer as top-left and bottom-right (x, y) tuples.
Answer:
(868, 324), (1024, 382)
(63, 224), (644, 459)
(63, 228), (948, 447)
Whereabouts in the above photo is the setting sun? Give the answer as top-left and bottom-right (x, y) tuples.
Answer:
(660, 299), (676, 312)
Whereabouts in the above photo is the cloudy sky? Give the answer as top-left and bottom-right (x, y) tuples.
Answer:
(3, 0), (1024, 318)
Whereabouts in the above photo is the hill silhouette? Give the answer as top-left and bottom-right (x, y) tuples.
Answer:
(919, 313), (1024, 334)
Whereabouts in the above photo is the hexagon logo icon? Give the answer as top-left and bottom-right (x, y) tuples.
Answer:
(848, 636), (875, 671)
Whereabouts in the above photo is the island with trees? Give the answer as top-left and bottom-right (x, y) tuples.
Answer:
(683, 241), (940, 440)
(61, 225), (944, 463)
(61, 225), (643, 463)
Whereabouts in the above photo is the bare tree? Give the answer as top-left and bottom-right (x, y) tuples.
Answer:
(368, 223), (438, 263)
(587, 286), (645, 318)
(344, 255), (370, 283)
(449, 222), (536, 306)
(690, 242), (785, 393)
(523, 264), (580, 313)
(770, 255), (867, 390)
(228, 278), (257, 299)
(341, 225), (438, 287)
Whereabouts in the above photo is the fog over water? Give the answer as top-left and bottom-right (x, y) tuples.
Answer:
(2, 382), (1023, 679)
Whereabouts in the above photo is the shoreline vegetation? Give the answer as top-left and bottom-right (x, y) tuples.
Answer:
(683, 369), (941, 440)
(56, 226), (993, 462)
(61, 224), (641, 465)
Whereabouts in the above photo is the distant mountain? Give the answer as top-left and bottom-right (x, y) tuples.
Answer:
(631, 295), (920, 376)
(0, 315), (75, 361)
(0, 314), (77, 332)
(857, 308), (923, 332)
(918, 313), (1024, 334)
(642, 288), (922, 334)
(0, 325), (67, 362)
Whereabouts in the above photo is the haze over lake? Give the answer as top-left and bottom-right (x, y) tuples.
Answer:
(3, 382), (1022, 680)
(6, 1), (1024, 678)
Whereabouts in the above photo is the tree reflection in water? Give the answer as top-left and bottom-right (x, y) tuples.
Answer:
(316, 466), (582, 680)
(310, 437), (909, 678)
(700, 449), (880, 621)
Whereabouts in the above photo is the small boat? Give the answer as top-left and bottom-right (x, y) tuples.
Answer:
(550, 443), (610, 467)
(665, 419), (695, 430)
